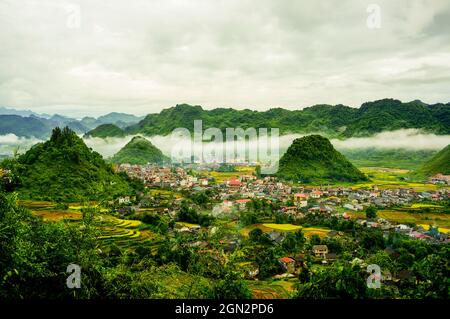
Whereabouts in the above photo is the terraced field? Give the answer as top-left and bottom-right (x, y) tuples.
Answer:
(21, 201), (164, 250)
(97, 215), (164, 250)
(247, 280), (295, 299)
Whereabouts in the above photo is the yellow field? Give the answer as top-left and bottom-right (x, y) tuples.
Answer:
(241, 223), (330, 238)
(351, 167), (440, 191)
(262, 223), (302, 231)
(32, 210), (82, 221)
(175, 221), (201, 228)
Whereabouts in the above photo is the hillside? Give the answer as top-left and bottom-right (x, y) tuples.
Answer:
(125, 99), (450, 137)
(340, 148), (437, 170)
(276, 135), (368, 183)
(13, 127), (140, 201)
(84, 124), (125, 138)
(416, 144), (450, 176)
(111, 136), (169, 165)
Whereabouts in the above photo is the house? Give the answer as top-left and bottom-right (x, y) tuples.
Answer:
(279, 257), (296, 273)
(118, 196), (130, 204)
(268, 231), (285, 243)
(235, 199), (251, 210)
(310, 190), (322, 199)
(281, 206), (298, 215)
(227, 178), (242, 188)
(239, 262), (259, 279)
(312, 245), (328, 259)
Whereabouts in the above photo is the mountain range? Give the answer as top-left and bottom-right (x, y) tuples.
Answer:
(1, 99), (449, 139)
(106, 98), (450, 138)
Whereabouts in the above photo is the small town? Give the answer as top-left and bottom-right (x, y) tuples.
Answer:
(116, 163), (450, 246)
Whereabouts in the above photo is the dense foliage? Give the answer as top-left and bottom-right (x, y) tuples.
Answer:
(276, 135), (368, 183)
(4, 127), (141, 202)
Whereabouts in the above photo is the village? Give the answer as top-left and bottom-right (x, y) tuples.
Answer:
(116, 163), (450, 247)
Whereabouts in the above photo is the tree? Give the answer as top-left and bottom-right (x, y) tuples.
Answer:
(365, 206), (377, 219)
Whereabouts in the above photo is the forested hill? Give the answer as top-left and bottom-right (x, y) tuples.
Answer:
(8, 127), (141, 201)
(416, 144), (450, 177)
(276, 135), (368, 183)
(124, 99), (450, 137)
(111, 136), (169, 165)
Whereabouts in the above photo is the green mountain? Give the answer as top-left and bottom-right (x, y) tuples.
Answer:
(416, 144), (450, 177)
(84, 124), (125, 138)
(111, 136), (169, 165)
(276, 135), (368, 183)
(125, 99), (450, 137)
(0, 115), (51, 138)
(13, 127), (139, 201)
(97, 112), (144, 126)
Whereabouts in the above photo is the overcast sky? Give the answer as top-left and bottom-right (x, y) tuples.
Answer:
(1, 0), (450, 117)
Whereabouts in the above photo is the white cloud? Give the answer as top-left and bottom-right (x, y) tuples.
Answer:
(0, 0), (449, 117)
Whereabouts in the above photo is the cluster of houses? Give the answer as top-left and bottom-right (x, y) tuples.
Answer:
(116, 164), (210, 189)
(429, 173), (450, 185)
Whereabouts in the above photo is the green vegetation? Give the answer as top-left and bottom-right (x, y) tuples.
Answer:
(365, 206), (377, 219)
(84, 123), (125, 138)
(276, 135), (368, 183)
(416, 144), (450, 177)
(111, 136), (169, 165)
(124, 99), (450, 137)
(3, 127), (141, 202)
(341, 148), (436, 170)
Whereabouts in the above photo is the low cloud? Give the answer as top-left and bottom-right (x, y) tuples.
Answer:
(1, 129), (449, 161)
(330, 129), (450, 150)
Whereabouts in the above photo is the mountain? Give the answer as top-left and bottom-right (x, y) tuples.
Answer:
(80, 113), (144, 130)
(96, 112), (144, 126)
(84, 124), (126, 138)
(0, 115), (51, 138)
(125, 99), (450, 138)
(12, 127), (140, 201)
(0, 106), (52, 118)
(276, 135), (368, 183)
(416, 144), (450, 177)
(111, 136), (169, 165)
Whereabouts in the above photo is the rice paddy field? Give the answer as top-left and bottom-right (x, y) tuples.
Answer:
(247, 280), (295, 299)
(20, 200), (164, 250)
(241, 223), (331, 238)
(205, 166), (256, 183)
(352, 167), (440, 191)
